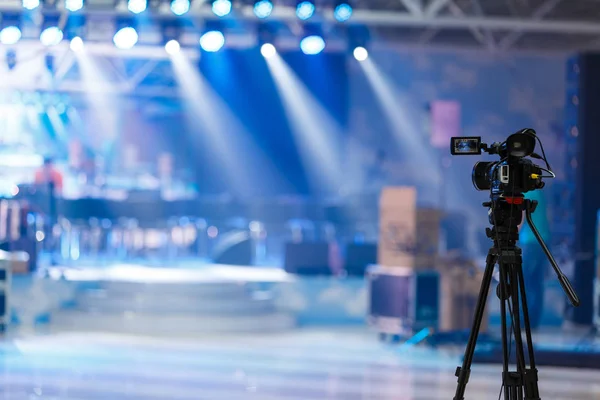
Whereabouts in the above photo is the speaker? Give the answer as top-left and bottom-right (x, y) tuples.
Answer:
(345, 243), (377, 276)
(212, 230), (253, 266)
(568, 54), (600, 324)
(284, 242), (332, 276)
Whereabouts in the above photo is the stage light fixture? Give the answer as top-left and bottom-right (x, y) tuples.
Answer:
(0, 26), (22, 45)
(200, 30), (225, 52)
(128, 0), (147, 14)
(6, 50), (16, 70)
(113, 26), (138, 49)
(22, 0), (40, 10)
(40, 27), (64, 46)
(296, 1), (315, 20)
(65, 0), (84, 12)
(70, 36), (84, 52)
(165, 39), (181, 54)
(353, 46), (368, 61)
(171, 0), (190, 15)
(212, 0), (231, 17)
(334, 2), (352, 22)
(253, 0), (273, 18)
(300, 35), (325, 55)
(257, 23), (277, 57)
(260, 43), (276, 58)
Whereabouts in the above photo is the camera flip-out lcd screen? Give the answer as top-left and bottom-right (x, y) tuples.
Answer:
(450, 137), (482, 155)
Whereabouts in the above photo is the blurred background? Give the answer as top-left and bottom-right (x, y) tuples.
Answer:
(0, 0), (599, 398)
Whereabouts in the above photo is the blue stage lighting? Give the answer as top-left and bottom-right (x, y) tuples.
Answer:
(296, 1), (314, 20)
(171, 0), (190, 15)
(65, 0), (84, 12)
(353, 46), (368, 61)
(70, 36), (84, 52)
(113, 27), (138, 49)
(254, 0), (273, 18)
(300, 35), (325, 55)
(40, 27), (63, 46)
(22, 0), (40, 10)
(212, 0), (231, 17)
(0, 26), (22, 45)
(128, 0), (147, 14)
(334, 2), (352, 22)
(260, 43), (276, 58)
(165, 39), (180, 55)
(200, 30), (225, 52)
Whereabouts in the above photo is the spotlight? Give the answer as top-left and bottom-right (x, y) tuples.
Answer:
(22, 0), (40, 10)
(165, 39), (180, 55)
(128, 0), (147, 14)
(171, 0), (190, 15)
(334, 2), (352, 22)
(0, 26), (21, 45)
(254, 0), (273, 18)
(113, 27), (138, 49)
(296, 1), (315, 20)
(300, 35), (325, 55)
(65, 0), (84, 12)
(212, 0), (231, 17)
(161, 20), (182, 54)
(70, 36), (84, 52)
(200, 30), (225, 52)
(261, 43), (276, 58)
(353, 46), (368, 61)
(40, 27), (64, 46)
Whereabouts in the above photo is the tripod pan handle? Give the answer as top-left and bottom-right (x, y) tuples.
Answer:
(558, 274), (580, 307)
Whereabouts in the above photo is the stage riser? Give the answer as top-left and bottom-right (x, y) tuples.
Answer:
(97, 282), (252, 296)
(47, 280), (296, 334)
(75, 291), (275, 315)
(50, 311), (296, 334)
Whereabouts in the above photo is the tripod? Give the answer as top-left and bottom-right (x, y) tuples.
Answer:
(453, 198), (580, 400)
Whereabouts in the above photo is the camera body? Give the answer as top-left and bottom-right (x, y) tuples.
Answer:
(451, 129), (544, 196)
(472, 159), (544, 196)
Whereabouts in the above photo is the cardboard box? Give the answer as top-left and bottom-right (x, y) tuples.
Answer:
(378, 187), (417, 268)
(439, 267), (489, 332)
(378, 187), (442, 269)
(415, 208), (442, 269)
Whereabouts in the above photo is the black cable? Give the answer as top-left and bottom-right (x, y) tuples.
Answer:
(534, 135), (551, 171)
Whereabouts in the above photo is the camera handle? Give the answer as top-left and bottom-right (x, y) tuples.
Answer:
(524, 199), (580, 307)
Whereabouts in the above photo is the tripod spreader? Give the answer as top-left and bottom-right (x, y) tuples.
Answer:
(524, 199), (580, 307)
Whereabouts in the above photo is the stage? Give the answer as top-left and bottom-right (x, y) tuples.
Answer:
(2, 328), (600, 399)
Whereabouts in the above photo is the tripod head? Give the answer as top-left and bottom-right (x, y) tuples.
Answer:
(483, 196), (580, 307)
(450, 128), (580, 308)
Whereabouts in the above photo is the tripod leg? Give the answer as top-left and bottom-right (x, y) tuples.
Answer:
(516, 263), (541, 400)
(508, 264), (527, 400)
(498, 262), (512, 400)
(453, 253), (497, 400)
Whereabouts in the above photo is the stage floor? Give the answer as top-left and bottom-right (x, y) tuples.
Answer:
(3, 329), (600, 400)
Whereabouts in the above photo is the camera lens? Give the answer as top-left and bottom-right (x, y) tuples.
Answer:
(472, 161), (493, 191)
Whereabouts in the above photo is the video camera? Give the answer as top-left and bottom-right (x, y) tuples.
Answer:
(450, 129), (548, 197)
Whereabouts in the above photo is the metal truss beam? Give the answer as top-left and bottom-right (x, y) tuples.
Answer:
(399, 0), (423, 16)
(447, 1), (490, 48)
(0, 5), (598, 36)
(425, 0), (452, 17)
(499, 0), (563, 49)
